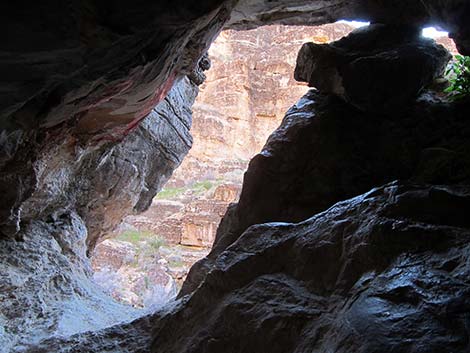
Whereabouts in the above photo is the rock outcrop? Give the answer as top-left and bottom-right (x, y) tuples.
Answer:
(115, 24), (356, 254)
(170, 23), (356, 186)
(29, 181), (470, 353)
(152, 182), (470, 353)
(0, 74), (201, 350)
(182, 87), (470, 295)
(227, 0), (470, 54)
(295, 24), (451, 112)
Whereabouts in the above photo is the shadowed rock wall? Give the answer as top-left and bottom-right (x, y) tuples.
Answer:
(0, 75), (200, 351)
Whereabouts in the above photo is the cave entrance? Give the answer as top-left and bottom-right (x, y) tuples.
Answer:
(90, 22), (456, 309)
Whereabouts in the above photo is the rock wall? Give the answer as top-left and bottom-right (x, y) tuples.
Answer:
(163, 25), (470, 353)
(0, 75), (200, 351)
(118, 23), (458, 256)
(171, 23), (357, 185)
(153, 182), (470, 353)
(115, 24), (357, 254)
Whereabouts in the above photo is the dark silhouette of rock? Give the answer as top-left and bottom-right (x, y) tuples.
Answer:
(1, 1), (470, 352)
(182, 89), (470, 296)
(23, 182), (470, 353)
(154, 182), (470, 353)
(295, 24), (452, 112)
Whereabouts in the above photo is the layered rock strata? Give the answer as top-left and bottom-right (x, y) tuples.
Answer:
(0, 75), (200, 351)
(170, 23), (356, 186)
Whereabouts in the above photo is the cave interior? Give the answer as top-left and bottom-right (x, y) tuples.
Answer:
(1, 1), (470, 352)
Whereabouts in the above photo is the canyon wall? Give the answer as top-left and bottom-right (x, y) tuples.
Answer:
(118, 23), (457, 251)
(116, 24), (356, 251)
(0, 74), (203, 351)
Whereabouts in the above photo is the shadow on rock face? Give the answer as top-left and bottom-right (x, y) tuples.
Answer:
(151, 182), (470, 353)
(181, 88), (470, 297)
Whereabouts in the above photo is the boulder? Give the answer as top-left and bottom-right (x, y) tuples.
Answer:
(295, 24), (452, 112)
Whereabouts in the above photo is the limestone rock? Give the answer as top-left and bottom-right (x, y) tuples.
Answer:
(182, 89), (470, 296)
(0, 74), (202, 350)
(295, 24), (452, 112)
(92, 239), (136, 270)
(0, 213), (141, 352)
(152, 182), (470, 353)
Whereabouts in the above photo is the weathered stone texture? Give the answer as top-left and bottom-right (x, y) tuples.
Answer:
(0, 75), (200, 350)
(1, 1), (470, 352)
(152, 182), (470, 353)
(170, 23), (356, 186)
(295, 24), (452, 112)
(182, 88), (470, 295)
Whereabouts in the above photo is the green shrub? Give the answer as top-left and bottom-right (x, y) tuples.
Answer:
(445, 55), (470, 100)
(116, 230), (154, 244)
(192, 180), (214, 193)
(147, 237), (166, 251)
(156, 187), (186, 199)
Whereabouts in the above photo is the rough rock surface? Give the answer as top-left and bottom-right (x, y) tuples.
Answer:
(295, 24), (451, 112)
(0, 213), (141, 352)
(182, 88), (470, 296)
(92, 238), (209, 307)
(0, 74), (201, 351)
(0, 1), (236, 236)
(119, 182), (241, 249)
(116, 25), (457, 257)
(170, 23), (355, 185)
(151, 182), (470, 353)
(227, 0), (470, 54)
(21, 182), (470, 353)
(112, 24), (356, 259)
(23, 313), (158, 353)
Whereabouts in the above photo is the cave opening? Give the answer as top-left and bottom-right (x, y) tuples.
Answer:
(2, 1), (469, 351)
(90, 22), (358, 309)
(90, 22), (458, 311)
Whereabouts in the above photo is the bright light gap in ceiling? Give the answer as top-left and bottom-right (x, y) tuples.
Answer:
(336, 20), (449, 39)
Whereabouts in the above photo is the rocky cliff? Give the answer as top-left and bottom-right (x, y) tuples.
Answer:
(109, 23), (457, 276)
(172, 23), (360, 185)
(90, 25), (359, 306)
(112, 24), (356, 253)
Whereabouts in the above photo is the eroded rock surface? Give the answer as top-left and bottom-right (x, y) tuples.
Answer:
(227, 0), (470, 54)
(153, 182), (470, 353)
(0, 213), (141, 352)
(1, 1), (470, 352)
(295, 24), (451, 112)
(0, 75), (201, 351)
(171, 23), (356, 185)
(24, 182), (470, 353)
(182, 87), (470, 296)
